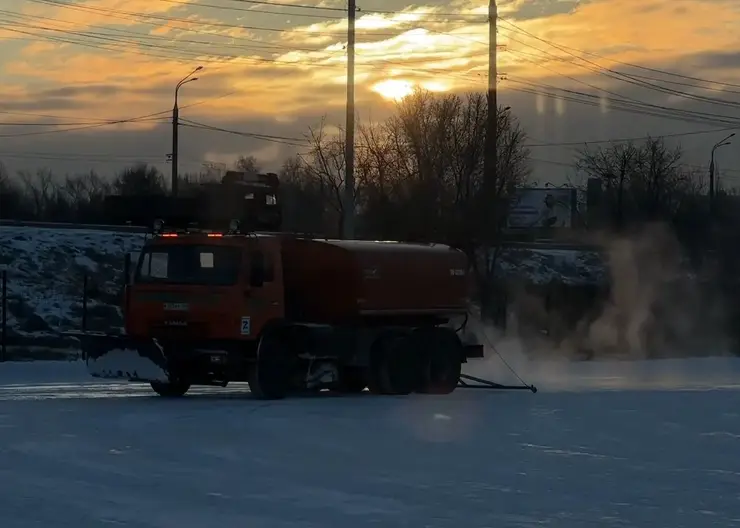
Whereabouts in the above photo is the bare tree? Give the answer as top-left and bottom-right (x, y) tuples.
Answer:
(62, 171), (110, 205)
(632, 137), (686, 220)
(377, 90), (530, 245)
(17, 168), (57, 218)
(234, 155), (261, 175)
(114, 163), (166, 196)
(575, 137), (696, 231)
(576, 141), (642, 230)
(356, 121), (404, 239)
(0, 162), (30, 219)
(278, 155), (326, 234)
(299, 118), (349, 237)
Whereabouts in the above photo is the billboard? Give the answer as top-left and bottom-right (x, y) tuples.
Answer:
(507, 187), (576, 229)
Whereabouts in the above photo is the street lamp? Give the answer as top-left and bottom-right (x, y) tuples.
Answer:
(709, 132), (734, 214)
(171, 66), (202, 196)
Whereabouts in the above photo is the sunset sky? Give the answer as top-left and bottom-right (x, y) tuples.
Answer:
(1, 0), (740, 186)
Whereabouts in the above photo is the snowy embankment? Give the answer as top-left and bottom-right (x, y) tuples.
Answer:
(0, 225), (603, 360)
(0, 226), (145, 359)
(0, 357), (738, 528)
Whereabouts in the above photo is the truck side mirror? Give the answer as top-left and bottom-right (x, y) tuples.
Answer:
(249, 251), (265, 288)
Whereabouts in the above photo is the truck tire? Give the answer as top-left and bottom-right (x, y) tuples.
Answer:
(417, 328), (462, 395)
(249, 329), (291, 400)
(150, 380), (190, 397)
(367, 333), (420, 396)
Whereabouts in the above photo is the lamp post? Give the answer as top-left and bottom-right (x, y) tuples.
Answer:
(709, 132), (734, 215)
(172, 66), (202, 196)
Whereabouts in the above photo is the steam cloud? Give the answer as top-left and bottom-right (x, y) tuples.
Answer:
(462, 222), (737, 390)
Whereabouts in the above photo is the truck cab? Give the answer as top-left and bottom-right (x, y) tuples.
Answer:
(124, 229), (284, 345)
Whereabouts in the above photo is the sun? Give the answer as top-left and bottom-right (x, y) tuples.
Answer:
(371, 79), (414, 101)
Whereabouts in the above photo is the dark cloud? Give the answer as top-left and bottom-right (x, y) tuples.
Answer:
(685, 50), (740, 71)
(37, 84), (121, 99)
(0, 97), (91, 112)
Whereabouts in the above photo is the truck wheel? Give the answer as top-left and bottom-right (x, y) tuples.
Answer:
(418, 328), (462, 395)
(249, 330), (291, 400)
(368, 333), (419, 396)
(150, 380), (190, 397)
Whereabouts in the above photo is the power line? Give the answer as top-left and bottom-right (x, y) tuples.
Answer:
(3, 10), (488, 87)
(439, 12), (740, 92)
(0, 112), (171, 138)
(506, 79), (740, 129)
(0, 91), (241, 137)
(504, 45), (649, 107)
(499, 19), (740, 112)
(524, 125), (740, 148)
(23, 0), (485, 38)
(180, 119), (309, 147)
(23, 0), (347, 35)
(506, 46), (740, 98)
(496, 28), (740, 128)
(530, 155), (740, 178)
(157, 0), (347, 20)
(0, 152), (167, 163)
(0, 108), (124, 121)
(502, 53), (740, 127)
(3, 12), (486, 77)
(356, 0), (486, 18)
(9, 6), (485, 73)
(165, 0), (488, 21)
(502, 23), (740, 91)
(220, 0), (346, 12)
(0, 118), (167, 127)
(0, 18), (347, 67)
(0, 9), (329, 54)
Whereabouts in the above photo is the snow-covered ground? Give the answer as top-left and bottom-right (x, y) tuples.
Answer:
(0, 226), (144, 355)
(0, 357), (738, 528)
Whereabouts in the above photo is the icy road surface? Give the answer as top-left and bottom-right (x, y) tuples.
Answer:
(0, 359), (739, 528)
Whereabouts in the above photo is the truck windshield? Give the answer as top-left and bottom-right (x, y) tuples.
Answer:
(135, 244), (242, 286)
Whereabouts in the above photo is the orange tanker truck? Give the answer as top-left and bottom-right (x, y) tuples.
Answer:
(73, 172), (535, 399)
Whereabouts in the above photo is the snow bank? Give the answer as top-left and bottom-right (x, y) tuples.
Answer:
(0, 226), (145, 356)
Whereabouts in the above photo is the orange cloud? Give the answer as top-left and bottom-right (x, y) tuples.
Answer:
(21, 0), (181, 32)
(500, 0), (740, 76)
(1, 0), (739, 125)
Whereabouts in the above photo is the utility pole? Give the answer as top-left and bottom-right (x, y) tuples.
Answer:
(172, 105), (179, 196)
(709, 132), (734, 216)
(477, 0), (499, 321)
(171, 66), (202, 196)
(483, 0), (498, 235)
(342, 0), (356, 239)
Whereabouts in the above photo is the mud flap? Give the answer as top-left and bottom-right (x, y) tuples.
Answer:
(64, 332), (170, 382)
